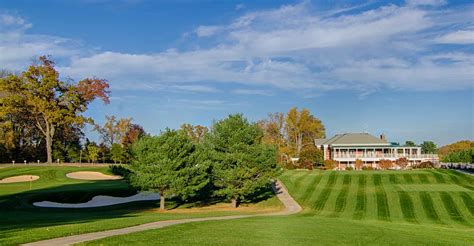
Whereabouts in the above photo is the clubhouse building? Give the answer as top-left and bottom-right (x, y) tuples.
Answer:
(315, 133), (439, 169)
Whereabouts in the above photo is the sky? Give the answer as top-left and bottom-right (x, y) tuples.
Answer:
(0, 0), (473, 146)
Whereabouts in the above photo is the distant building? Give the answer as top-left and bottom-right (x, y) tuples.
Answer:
(315, 133), (439, 169)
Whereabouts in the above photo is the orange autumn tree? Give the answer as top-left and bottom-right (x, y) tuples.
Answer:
(259, 108), (325, 167)
(395, 157), (409, 169)
(355, 159), (363, 170)
(379, 159), (393, 170)
(0, 56), (110, 163)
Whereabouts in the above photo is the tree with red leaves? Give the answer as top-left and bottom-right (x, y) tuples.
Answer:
(0, 56), (110, 163)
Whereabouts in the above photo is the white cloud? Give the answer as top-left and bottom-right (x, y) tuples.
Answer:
(406, 0), (446, 6)
(435, 30), (474, 44)
(195, 25), (224, 37)
(235, 4), (245, 11)
(0, 13), (84, 71)
(1, 2), (473, 95)
(232, 89), (273, 96)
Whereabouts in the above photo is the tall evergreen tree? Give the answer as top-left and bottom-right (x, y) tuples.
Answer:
(130, 129), (209, 210)
(205, 114), (279, 208)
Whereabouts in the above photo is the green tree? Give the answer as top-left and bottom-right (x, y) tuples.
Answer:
(299, 146), (323, 167)
(86, 143), (99, 164)
(0, 56), (110, 163)
(110, 143), (127, 164)
(420, 141), (437, 154)
(130, 130), (209, 210)
(405, 141), (416, 147)
(205, 114), (279, 208)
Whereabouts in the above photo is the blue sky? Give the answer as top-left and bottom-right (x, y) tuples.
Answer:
(0, 0), (473, 146)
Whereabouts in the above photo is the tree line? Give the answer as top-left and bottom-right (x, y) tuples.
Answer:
(129, 114), (279, 209)
(0, 56), (148, 164)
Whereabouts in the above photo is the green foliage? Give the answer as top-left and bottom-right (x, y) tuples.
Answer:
(420, 141), (437, 154)
(130, 130), (209, 201)
(110, 143), (128, 164)
(0, 56), (110, 163)
(441, 148), (474, 163)
(405, 141), (416, 147)
(299, 146), (323, 167)
(86, 143), (99, 163)
(438, 140), (474, 156)
(204, 114), (279, 205)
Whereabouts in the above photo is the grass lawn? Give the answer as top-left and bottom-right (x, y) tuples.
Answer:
(83, 169), (474, 245)
(0, 165), (281, 245)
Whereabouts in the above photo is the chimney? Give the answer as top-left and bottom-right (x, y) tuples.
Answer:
(380, 133), (386, 141)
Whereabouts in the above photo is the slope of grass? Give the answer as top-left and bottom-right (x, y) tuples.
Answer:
(83, 169), (474, 245)
(0, 166), (280, 245)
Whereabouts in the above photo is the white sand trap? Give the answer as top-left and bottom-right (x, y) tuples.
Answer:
(33, 192), (160, 208)
(0, 175), (39, 184)
(66, 171), (122, 180)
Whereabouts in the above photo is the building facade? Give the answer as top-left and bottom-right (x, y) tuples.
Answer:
(315, 133), (439, 169)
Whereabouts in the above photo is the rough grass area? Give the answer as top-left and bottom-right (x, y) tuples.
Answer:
(82, 169), (474, 245)
(0, 166), (281, 246)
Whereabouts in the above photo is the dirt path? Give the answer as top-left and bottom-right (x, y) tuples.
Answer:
(23, 180), (301, 246)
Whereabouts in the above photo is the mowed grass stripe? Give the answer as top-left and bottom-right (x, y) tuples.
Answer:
(291, 172), (312, 200)
(313, 172), (338, 211)
(298, 174), (323, 204)
(459, 192), (474, 216)
(398, 191), (417, 223)
(334, 174), (352, 214)
(374, 174), (390, 221)
(439, 191), (467, 224)
(353, 174), (367, 220)
(440, 170), (474, 191)
(403, 173), (414, 184)
(389, 174), (399, 184)
(419, 192), (441, 223)
(417, 173), (430, 184)
(428, 170), (446, 183)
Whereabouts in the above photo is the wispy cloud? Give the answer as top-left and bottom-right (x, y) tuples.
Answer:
(1, 2), (473, 95)
(232, 89), (273, 96)
(435, 30), (474, 44)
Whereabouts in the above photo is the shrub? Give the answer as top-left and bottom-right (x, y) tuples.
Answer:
(324, 159), (338, 170)
(413, 161), (435, 169)
(109, 165), (132, 179)
(379, 159), (393, 170)
(355, 159), (363, 170)
(299, 160), (314, 170)
(362, 166), (373, 171)
(395, 157), (409, 169)
(346, 166), (354, 171)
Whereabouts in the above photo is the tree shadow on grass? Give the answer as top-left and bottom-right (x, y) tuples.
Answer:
(0, 181), (158, 232)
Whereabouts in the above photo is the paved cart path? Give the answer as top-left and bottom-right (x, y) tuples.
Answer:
(24, 180), (302, 246)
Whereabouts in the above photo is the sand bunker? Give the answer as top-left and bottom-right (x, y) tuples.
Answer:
(0, 175), (39, 184)
(33, 192), (160, 208)
(66, 171), (122, 180)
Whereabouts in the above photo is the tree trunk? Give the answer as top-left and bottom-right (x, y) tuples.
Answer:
(160, 192), (165, 210)
(45, 124), (52, 164)
(231, 197), (238, 208)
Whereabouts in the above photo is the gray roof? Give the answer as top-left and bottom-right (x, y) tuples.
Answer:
(315, 133), (390, 146)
